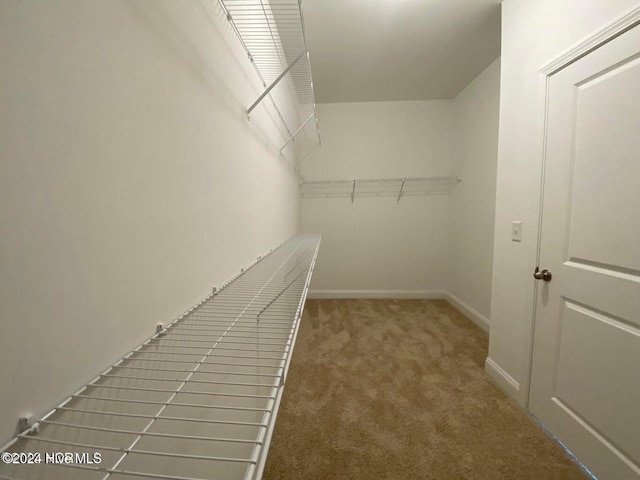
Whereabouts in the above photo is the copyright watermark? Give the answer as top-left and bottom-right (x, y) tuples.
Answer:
(2, 451), (102, 465)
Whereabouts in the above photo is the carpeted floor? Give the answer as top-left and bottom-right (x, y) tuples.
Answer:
(263, 299), (590, 480)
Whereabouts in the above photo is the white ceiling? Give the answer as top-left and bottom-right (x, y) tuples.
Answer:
(302, 0), (501, 103)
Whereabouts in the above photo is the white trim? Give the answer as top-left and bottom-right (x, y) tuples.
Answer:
(485, 357), (520, 398)
(307, 290), (490, 332)
(444, 292), (490, 333)
(307, 289), (445, 299)
(541, 5), (640, 75)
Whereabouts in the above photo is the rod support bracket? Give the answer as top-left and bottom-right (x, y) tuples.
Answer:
(397, 178), (406, 203)
(279, 114), (314, 155)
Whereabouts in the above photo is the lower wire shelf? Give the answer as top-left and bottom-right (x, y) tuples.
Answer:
(0, 234), (322, 480)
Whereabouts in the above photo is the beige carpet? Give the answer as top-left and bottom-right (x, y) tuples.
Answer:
(263, 299), (590, 480)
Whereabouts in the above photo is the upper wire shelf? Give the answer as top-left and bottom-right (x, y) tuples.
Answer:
(219, 0), (321, 154)
(300, 176), (461, 203)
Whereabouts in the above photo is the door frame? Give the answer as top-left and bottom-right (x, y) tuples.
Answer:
(525, 4), (640, 409)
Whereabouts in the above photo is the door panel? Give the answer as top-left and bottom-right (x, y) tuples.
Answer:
(555, 301), (640, 462)
(529, 24), (640, 480)
(568, 55), (640, 270)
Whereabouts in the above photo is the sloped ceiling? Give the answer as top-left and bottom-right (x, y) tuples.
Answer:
(303, 0), (501, 103)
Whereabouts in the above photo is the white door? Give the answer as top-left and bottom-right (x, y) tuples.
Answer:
(529, 24), (640, 480)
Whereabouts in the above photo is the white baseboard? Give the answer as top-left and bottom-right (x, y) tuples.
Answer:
(308, 290), (490, 329)
(308, 290), (490, 331)
(307, 289), (446, 299)
(444, 292), (490, 333)
(485, 356), (520, 398)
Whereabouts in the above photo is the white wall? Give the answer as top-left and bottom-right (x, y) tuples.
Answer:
(449, 59), (500, 325)
(301, 101), (454, 295)
(487, 0), (640, 405)
(0, 0), (300, 445)
(301, 66), (501, 316)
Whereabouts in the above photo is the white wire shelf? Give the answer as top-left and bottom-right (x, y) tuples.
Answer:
(218, 0), (321, 154)
(0, 234), (322, 480)
(300, 176), (461, 202)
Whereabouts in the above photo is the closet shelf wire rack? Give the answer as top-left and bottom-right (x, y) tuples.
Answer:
(218, 0), (321, 152)
(0, 234), (322, 480)
(300, 176), (462, 203)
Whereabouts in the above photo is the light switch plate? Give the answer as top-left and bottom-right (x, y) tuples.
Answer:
(512, 221), (522, 242)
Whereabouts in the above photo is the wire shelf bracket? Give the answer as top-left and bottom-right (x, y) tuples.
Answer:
(247, 50), (305, 117)
(279, 113), (314, 155)
(294, 139), (320, 169)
